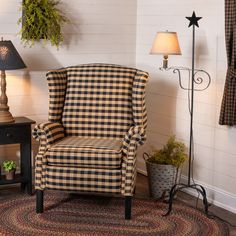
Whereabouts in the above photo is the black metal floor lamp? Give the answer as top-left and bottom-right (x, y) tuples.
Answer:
(151, 11), (211, 216)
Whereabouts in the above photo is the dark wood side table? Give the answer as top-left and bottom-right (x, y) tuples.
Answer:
(0, 117), (35, 195)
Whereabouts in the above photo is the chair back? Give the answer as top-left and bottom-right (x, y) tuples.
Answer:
(47, 64), (148, 139)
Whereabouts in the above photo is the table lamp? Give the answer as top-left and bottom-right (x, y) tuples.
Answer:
(150, 31), (181, 69)
(0, 39), (26, 123)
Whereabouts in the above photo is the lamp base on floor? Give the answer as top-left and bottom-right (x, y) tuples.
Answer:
(164, 183), (209, 217)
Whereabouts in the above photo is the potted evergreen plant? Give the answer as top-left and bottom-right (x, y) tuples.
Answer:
(3, 160), (17, 180)
(143, 135), (188, 199)
(18, 0), (69, 48)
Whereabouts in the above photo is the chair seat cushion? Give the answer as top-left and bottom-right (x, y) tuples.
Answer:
(46, 137), (123, 168)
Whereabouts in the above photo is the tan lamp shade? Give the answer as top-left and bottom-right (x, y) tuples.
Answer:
(150, 31), (181, 55)
(150, 31), (181, 69)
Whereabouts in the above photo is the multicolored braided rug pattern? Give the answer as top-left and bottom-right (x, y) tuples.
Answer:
(0, 192), (229, 236)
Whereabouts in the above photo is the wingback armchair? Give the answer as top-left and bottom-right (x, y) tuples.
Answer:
(33, 63), (149, 219)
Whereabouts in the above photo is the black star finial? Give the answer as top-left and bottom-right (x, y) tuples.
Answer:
(186, 11), (202, 27)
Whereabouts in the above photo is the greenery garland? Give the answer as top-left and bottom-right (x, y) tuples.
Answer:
(18, 0), (68, 48)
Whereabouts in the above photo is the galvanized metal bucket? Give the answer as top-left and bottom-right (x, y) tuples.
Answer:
(143, 152), (178, 199)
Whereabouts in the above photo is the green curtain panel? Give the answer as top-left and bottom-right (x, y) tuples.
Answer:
(219, 0), (236, 125)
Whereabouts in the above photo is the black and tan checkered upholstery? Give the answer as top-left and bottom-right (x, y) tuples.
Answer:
(46, 137), (123, 168)
(33, 63), (149, 196)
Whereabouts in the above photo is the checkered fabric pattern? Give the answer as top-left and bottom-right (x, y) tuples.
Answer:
(32, 122), (65, 146)
(121, 139), (138, 196)
(33, 64), (149, 195)
(32, 122), (65, 188)
(46, 166), (121, 193)
(46, 137), (123, 168)
(219, 0), (236, 125)
(62, 64), (137, 138)
(47, 69), (68, 123)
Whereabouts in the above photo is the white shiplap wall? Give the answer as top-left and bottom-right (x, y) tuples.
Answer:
(0, 0), (137, 162)
(136, 0), (236, 212)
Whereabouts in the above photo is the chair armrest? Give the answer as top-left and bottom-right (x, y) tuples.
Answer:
(33, 122), (64, 190)
(32, 122), (65, 190)
(121, 126), (146, 196)
(33, 122), (65, 146)
(122, 126), (146, 155)
(121, 139), (138, 196)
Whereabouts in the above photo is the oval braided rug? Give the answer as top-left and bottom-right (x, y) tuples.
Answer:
(0, 192), (229, 236)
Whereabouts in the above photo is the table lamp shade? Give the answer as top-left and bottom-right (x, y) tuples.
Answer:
(150, 32), (181, 55)
(0, 40), (26, 123)
(0, 40), (26, 70)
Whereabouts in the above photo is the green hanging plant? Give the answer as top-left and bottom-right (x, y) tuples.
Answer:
(18, 0), (69, 48)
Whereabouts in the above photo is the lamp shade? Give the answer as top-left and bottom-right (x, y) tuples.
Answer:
(0, 40), (26, 70)
(150, 32), (181, 55)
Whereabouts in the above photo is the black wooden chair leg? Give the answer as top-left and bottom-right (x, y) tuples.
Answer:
(125, 196), (132, 220)
(36, 190), (44, 213)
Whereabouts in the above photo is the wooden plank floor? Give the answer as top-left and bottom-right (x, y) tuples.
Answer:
(135, 173), (236, 235)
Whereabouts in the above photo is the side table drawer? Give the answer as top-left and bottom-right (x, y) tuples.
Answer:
(0, 126), (29, 144)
